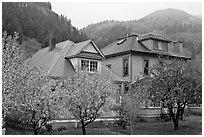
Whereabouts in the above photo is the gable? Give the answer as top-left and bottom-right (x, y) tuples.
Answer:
(81, 43), (98, 53)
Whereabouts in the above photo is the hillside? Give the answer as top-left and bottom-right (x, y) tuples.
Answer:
(138, 8), (201, 28)
(2, 2), (88, 57)
(81, 9), (202, 59)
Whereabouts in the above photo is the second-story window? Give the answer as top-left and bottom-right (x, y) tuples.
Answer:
(123, 57), (129, 77)
(81, 60), (98, 72)
(143, 59), (149, 75)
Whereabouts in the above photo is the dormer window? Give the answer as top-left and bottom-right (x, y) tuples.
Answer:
(117, 39), (127, 45)
(153, 40), (168, 52)
(158, 42), (162, 50)
(90, 61), (98, 72)
(81, 60), (89, 71)
(81, 59), (98, 72)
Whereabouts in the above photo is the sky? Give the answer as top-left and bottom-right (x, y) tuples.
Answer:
(51, 2), (202, 29)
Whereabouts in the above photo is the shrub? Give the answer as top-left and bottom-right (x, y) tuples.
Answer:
(45, 124), (53, 132)
(114, 119), (128, 129)
(57, 126), (66, 132)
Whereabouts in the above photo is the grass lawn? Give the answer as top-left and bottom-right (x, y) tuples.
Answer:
(5, 115), (201, 135)
(111, 115), (202, 135)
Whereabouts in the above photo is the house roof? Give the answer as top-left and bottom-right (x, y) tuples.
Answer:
(101, 35), (151, 56)
(66, 39), (105, 59)
(101, 34), (191, 59)
(67, 51), (104, 60)
(66, 39), (90, 57)
(25, 39), (113, 79)
(25, 40), (75, 78)
(138, 32), (171, 42)
(102, 65), (126, 82)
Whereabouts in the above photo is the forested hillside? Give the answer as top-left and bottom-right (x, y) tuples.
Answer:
(81, 9), (202, 60)
(2, 2), (88, 57)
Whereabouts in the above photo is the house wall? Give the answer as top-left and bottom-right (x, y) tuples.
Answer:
(69, 58), (78, 69)
(103, 53), (160, 82)
(141, 39), (153, 50)
(102, 53), (131, 82)
(131, 54), (158, 81)
(131, 54), (143, 79)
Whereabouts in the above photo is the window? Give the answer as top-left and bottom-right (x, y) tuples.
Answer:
(117, 38), (127, 45)
(81, 60), (98, 72)
(81, 60), (89, 71)
(124, 84), (129, 94)
(158, 42), (162, 50)
(153, 40), (168, 52)
(116, 85), (122, 104)
(90, 61), (98, 72)
(162, 43), (168, 52)
(123, 57), (129, 77)
(153, 41), (158, 50)
(159, 61), (163, 67)
(143, 59), (149, 75)
(106, 64), (111, 69)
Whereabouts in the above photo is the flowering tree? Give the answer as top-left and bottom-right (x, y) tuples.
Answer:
(148, 59), (202, 130)
(58, 71), (117, 135)
(2, 32), (58, 134)
(2, 32), (25, 115)
(14, 67), (60, 135)
(119, 77), (149, 134)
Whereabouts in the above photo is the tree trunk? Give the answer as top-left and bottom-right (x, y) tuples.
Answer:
(173, 118), (179, 130)
(168, 106), (179, 130)
(180, 107), (185, 120)
(33, 125), (38, 135)
(81, 120), (86, 135)
(129, 114), (133, 135)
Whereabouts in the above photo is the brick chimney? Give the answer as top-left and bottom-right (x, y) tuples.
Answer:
(49, 33), (56, 51)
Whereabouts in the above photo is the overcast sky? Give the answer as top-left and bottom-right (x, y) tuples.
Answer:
(51, 2), (202, 29)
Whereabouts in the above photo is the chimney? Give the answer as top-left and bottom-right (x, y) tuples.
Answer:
(179, 41), (183, 54)
(49, 32), (56, 51)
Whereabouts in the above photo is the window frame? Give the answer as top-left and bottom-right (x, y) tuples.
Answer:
(124, 84), (129, 94)
(122, 56), (129, 77)
(158, 42), (162, 50)
(143, 59), (149, 75)
(80, 59), (98, 72)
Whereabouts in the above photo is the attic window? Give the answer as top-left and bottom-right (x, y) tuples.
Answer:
(158, 42), (162, 50)
(117, 39), (127, 45)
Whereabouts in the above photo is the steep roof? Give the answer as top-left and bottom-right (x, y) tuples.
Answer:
(66, 39), (90, 57)
(66, 39), (105, 59)
(101, 34), (191, 59)
(102, 65), (126, 82)
(25, 39), (108, 78)
(26, 40), (75, 78)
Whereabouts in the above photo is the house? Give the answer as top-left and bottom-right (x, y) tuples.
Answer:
(101, 32), (191, 111)
(26, 38), (125, 119)
(27, 38), (125, 83)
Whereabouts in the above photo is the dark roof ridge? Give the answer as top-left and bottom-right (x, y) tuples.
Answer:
(117, 34), (139, 40)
